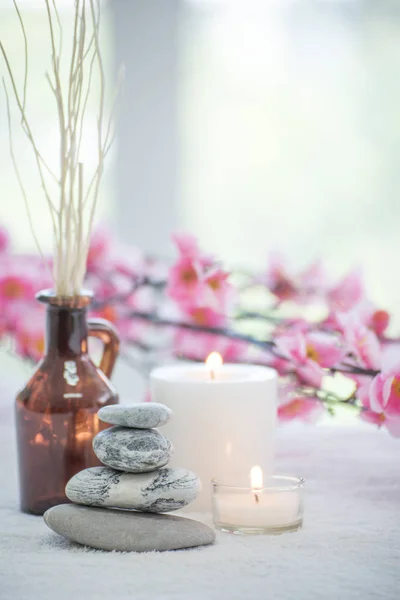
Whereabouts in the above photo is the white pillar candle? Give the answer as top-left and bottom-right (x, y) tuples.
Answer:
(150, 357), (277, 511)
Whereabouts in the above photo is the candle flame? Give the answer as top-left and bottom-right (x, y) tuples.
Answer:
(205, 352), (223, 380)
(250, 465), (263, 490)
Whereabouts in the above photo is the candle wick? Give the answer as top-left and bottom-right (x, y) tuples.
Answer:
(210, 370), (215, 381)
(254, 493), (259, 504)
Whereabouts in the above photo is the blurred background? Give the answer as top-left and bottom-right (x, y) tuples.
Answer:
(1, 0), (400, 397)
(2, 0), (400, 308)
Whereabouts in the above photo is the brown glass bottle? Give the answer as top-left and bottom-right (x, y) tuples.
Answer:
(15, 290), (120, 515)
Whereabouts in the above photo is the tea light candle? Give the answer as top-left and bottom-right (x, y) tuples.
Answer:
(212, 470), (304, 535)
(150, 355), (277, 511)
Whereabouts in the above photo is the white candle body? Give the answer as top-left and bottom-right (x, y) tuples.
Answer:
(214, 492), (301, 528)
(150, 364), (277, 511)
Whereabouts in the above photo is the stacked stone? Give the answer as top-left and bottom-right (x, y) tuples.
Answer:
(43, 403), (215, 552)
(68, 403), (200, 513)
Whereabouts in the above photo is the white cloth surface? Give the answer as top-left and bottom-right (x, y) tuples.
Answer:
(0, 395), (400, 600)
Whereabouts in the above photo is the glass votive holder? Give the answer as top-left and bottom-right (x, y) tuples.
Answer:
(211, 475), (304, 535)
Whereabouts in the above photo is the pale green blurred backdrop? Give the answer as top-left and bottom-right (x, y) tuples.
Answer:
(1, 0), (400, 322)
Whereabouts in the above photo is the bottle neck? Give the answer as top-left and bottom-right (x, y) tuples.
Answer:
(46, 305), (88, 357)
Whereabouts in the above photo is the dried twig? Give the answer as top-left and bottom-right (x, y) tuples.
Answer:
(2, 0), (119, 297)
(12, 0), (27, 114)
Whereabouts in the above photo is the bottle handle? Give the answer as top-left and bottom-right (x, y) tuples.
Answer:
(87, 318), (120, 379)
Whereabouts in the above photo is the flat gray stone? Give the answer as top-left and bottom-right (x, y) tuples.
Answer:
(98, 403), (171, 429)
(66, 466), (201, 512)
(93, 426), (173, 473)
(43, 504), (215, 552)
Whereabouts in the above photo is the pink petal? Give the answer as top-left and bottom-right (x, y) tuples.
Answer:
(305, 332), (344, 367)
(171, 233), (200, 258)
(384, 417), (400, 437)
(359, 410), (385, 428)
(343, 321), (382, 370)
(329, 268), (364, 311)
(356, 381), (372, 408)
(382, 375), (394, 408)
(275, 333), (307, 363)
(297, 360), (323, 388)
(369, 375), (387, 413)
(360, 330), (382, 370)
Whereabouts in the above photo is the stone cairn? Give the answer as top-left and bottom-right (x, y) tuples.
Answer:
(43, 403), (215, 552)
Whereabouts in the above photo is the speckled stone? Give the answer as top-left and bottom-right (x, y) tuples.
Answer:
(66, 466), (201, 512)
(44, 504), (215, 552)
(98, 403), (171, 429)
(93, 426), (173, 473)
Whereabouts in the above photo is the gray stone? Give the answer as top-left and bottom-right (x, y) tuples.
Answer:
(93, 426), (173, 473)
(43, 504), (215, 552)
(98, 403), (171, 429)
(66, 466), (201, 513)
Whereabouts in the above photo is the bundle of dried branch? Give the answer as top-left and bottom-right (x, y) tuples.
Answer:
(1, 0), (122, 300)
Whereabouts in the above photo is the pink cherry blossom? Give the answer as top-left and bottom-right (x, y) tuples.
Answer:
(167, 234), (208, 310)
(328, 268), (364, 312)
(342, 319), (382, 371)
(168, 255), (203, 306)
(167, 233), (234, 317)
(275, 331), (344, 387)
(4, 221), (400, 436)
(352, 348), (400, 432)
(354, 380), (386, 428)
(368, 365), (400, 436)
